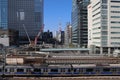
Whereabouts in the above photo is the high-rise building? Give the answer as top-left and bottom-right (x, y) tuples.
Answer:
(56, 30), (65, 45)
(0, 0), (44, 45)
(88, 0), (120, 55)
(72, 0), (90, 48)
(0, 0), (8, 29)
(65, 23), (72, 47)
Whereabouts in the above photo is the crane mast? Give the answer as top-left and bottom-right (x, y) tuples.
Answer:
(23, 24), (31, 45)
(34, 24), (44, 46)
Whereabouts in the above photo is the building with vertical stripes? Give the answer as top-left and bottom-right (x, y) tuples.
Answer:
(88, 0), (120, 55)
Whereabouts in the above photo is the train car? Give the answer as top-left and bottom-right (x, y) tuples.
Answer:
(0, 64), (120, 77)
(72, 64), (96, 75)
(47, 65), (71, 76)
(5, 65), (32, 76)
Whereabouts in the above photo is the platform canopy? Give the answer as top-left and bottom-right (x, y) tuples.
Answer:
(40, 48), (90, 52)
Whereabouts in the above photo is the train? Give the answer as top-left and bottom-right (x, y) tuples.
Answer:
(0, 64), (120, 77)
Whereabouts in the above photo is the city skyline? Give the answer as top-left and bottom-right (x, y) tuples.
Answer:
(44, 0), (72, 33)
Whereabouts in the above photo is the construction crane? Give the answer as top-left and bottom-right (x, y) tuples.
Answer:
(23, 24), (44, 46)
(23, 24), (31, 45)
(34, 24), (44, 46)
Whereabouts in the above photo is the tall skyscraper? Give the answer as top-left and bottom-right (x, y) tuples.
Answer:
(0, 0), (8, 29)
(0, 0), (44, 45)
(88, 0), (120, 55)
(72, 0), (90, 48)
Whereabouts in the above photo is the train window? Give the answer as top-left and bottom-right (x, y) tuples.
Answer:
(79, 69), (84, 73)
(74, 69), (77, 72)
(61, 68), (65, 72)
(17, 69), (24, 72)
(117, 68), (120, 72)
(74, 68), (79, 72)
(68, 69), (71, 72)
(26, 68), (31, 72)
(5, 69), (7, 72)
(51, 69), (58, 72)
(111, 68), (116, 72)
(103, 68), (110, 72)
(86, 68), (93, 72)
(34, 68), (41, 72)
(0, 69), (2, 72)
(43, 68), (48, 72)
(10, 68), (14, 72)
(96, 68), (100, 73)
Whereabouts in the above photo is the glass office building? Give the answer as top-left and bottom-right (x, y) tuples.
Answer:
(0, 0), (8, 29)
(72, 0), (90, 48)
(0, 0), (44, 45)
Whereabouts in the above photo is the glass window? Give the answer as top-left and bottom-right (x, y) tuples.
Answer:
(51, 69), (58, 72)
(102, 36), (107, 40)
(34, 68), (41, 72)
(17, 68), (24, 72)
(86, 68), (94, 72)
(102, 0), (107, 3)
(102, 5), (107, 9)
(103, 68), (110, 72)
(102, 31), (107, 35)
(111, 32), (120, 34)
(20, 12), (25, 21)
(102, 10), (107, 14)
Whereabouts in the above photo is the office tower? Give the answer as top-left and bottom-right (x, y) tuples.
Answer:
(72, 0), (90, 48)
(42, 30), (53, 44)
(56, 30), (65, 45)
(0, 0), (8, 29)
(65, 23), (72, 47)
(88, 0), (120, 55)
(0, 0), (44, 45)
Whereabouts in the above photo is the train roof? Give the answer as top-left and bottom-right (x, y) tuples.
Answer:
(5, 65), (32, 68)
(48, 65), (71, 68)
(72, 64), (96, 68)
(110, 64), (120, 67)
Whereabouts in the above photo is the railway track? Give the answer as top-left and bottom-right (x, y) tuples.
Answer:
(2, 56), (120, 64)
(8, 76), (120, 80)
(45, 57), (120, 64)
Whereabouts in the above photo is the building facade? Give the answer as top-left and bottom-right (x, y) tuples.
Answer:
(42, 30), (53, 44)
(0, 0), (44, 45)
(88, 0), (120, 55)
(72, 0), (90, 48)
(64, 23), (72, 47)
(0, 29), (9, 46)
(0, 0), (8, 29)
(56, 31), (65, 45)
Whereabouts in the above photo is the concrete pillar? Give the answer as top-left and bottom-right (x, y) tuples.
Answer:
(108, 47), (111, 57)
(93, 47), (96, 54)
(100, 47), (103, 55)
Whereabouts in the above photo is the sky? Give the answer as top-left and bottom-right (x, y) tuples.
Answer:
(44, 0), (72, 34)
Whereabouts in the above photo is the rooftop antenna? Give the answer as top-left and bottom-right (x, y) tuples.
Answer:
(58, 17), (62, 33)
